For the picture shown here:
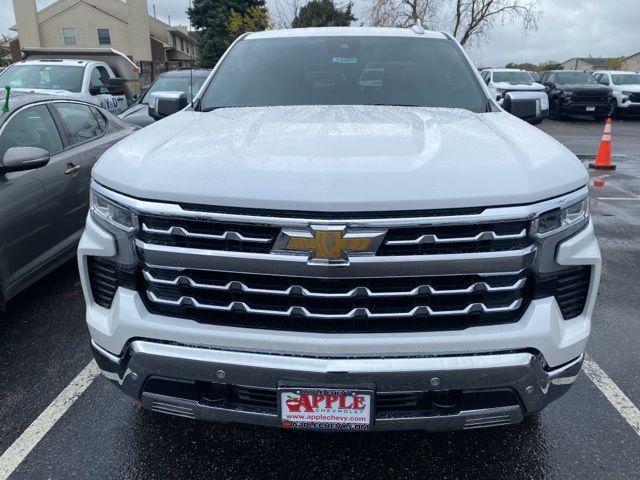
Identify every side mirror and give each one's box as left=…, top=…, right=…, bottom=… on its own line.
left=107, top=77, right=126, bottom=95
left=1, top=147, right=50, bottom=174
left=148, top=91, right=188, bottom=121
left=502, top=92, right=545, bottom=125
left=89, top=85, right=102, bottom=96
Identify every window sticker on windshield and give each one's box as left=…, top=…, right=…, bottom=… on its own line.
left=332, top=57, right=357, bottom=64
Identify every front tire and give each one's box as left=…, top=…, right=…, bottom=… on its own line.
left=608, top=99, right=618, bottom=118
left=549, top=100, right=562, bottom=120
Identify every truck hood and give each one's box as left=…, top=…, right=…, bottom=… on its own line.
left=493, top=81, right=544, bottom=91
left=94, top=105, right=587, bottom=212
left=615, top=85, right=640, bottom=93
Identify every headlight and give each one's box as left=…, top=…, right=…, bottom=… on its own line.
left=90, top=190, right=136, bottom=231
left=561, top=90, right=573, bottom=97
left=534, top=197, right=589, bottom=235
left=622, top=91, right=633, bottom=96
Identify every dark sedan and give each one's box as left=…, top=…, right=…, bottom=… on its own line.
left=0, top=91, right=136, bottom=309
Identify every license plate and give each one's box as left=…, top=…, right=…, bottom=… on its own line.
left=586, top=106, right=596, bottom=112
left=279, top=388, right=373, bottom=431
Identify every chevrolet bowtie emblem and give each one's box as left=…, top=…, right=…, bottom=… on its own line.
left=273, top=225, right=387, bottom=264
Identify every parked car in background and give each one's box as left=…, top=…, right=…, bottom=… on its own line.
left=0, top=59, right=128, bottom=114
left=540, top=70, right=612, bottom=120
left=481, top=68, right=548, bottom=123
left=0, top=67, right=5, bottom=75
left=593, top=70, right=640, bottom=117
left=0, top=92, right=135, bottom=310
left=119, top=69, right=211, bottom=127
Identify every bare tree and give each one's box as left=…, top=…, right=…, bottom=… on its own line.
left=451, top=0, right=540, bottom=46
left=368, top=0, right=442, bottom=28
left=367, top=0, right=540, bottom=46
left=272, top=0, right=304, bottom=28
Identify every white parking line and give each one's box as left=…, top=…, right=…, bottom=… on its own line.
left=1, top=354, right=639, bottom=478
left=583, top=354, right=640, bottom=437
left=0, top=360, right=99, bottom=480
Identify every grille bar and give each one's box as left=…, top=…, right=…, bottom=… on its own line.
left=146, top=291, right=523, bottom=319
left=384, top=229, right=527, bottom=246
left=142, top=223, right=274, bottom=244
left=143, top=269, right=527, bottom=298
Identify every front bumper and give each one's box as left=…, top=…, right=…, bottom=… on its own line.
left=560, top=102, right=609, bottom=115
left=93, top=339, right=584, bottom=431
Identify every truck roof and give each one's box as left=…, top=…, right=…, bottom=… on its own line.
left=245, top=27, right=448, bottom=41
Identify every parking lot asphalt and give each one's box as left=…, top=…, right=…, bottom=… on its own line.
left=0, top=117, right=639, bottom=480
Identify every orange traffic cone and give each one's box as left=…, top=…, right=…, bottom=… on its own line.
left=589, top=118, right=616, bottom=170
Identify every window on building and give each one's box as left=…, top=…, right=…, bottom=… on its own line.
left=180, top=38, right=185, bottom=52
left=172, top=34, right=177, bottom=47
left=97, top=29, right=111, bottom=45
left=62, top=28, right=77, bottom=46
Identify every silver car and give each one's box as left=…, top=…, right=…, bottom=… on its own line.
left=0, top=91, right=135, bottom=309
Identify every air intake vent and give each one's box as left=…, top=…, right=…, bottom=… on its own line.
left=535, top=266, right=591, bottom=320
left=87, top=257, right=137, bottom=308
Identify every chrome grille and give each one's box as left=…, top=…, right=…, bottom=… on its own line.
left=138, top=215, right=280, bottom=253
left=141, top=266, right=531, bottom=332
left=136, top=215, right=532, bottom=256
left=571, top=92, right=609, bottom=104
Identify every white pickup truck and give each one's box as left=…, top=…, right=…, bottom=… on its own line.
left=79, top=27, right=600, bottom=433
left=0, top=48, right=140, bottom=114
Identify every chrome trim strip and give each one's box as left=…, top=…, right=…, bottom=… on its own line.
left=385, top=229, right=527, bottom=246
left=143, top=269, right=527, bottom=298
left=141, top=223, right=273, bottom=243
left=146, top=291, right=523, bottom=319
left=135, top=240, right=536, bottom=277
left=92, top=181, right=588, bottom=228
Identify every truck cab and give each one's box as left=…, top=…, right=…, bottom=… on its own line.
left=481, top=68, right=549, bottom=123
left=540, top=70, right=612, bottom=120
left=0, top=59, right=128, bottom=114
left=593, top=70, right=640, bottom=117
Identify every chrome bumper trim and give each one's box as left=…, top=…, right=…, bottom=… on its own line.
left=142, top=268, right=527, bottom=297
left=135, top=240, right=537, bottom=277
left=92, top=340, right=583, bottom=432
left=141, top=223, right=273, bottom=243
left=385, top=228, right=527, bottom=246
left=146, top=290, right=523, bottom=319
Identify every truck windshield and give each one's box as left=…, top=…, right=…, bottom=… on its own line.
left=556, top=72, right=598, bottom=85
left=141, top=75, right=208, bottom=104
left=611, top=74, right=640, bottom=85
left=492, top=71, right=533, bottom=83
left=200, top=36, right=488, bottom=112
left=0, top=65, right=84, bottom=93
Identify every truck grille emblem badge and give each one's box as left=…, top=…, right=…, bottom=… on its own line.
left=273, top=225, right=387, bottom=264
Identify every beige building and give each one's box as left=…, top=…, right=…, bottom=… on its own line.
left=622, top=52, right=640, bottom=72
left=3, top=0, right=196, bottom=65
left=559, top=57, right=618, bottom=71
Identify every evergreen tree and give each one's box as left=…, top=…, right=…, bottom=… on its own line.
left=292, top=0, right=356, bottom=28
left=189, top=0, right=269, bottom=67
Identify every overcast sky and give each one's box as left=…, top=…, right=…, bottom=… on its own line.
left=2, top=0, right=639, bottom=67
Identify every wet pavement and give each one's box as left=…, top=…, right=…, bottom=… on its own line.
left=0, top=118, right=639, bottom=479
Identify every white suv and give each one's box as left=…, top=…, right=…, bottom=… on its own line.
left=593, top=70, right=640, bottom=117
left=481, top=68, right=549, bottom=122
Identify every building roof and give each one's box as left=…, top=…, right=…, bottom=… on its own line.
left=561, top=57, right=618, bottom=68
left=624, top=51, right=640, bottom=60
